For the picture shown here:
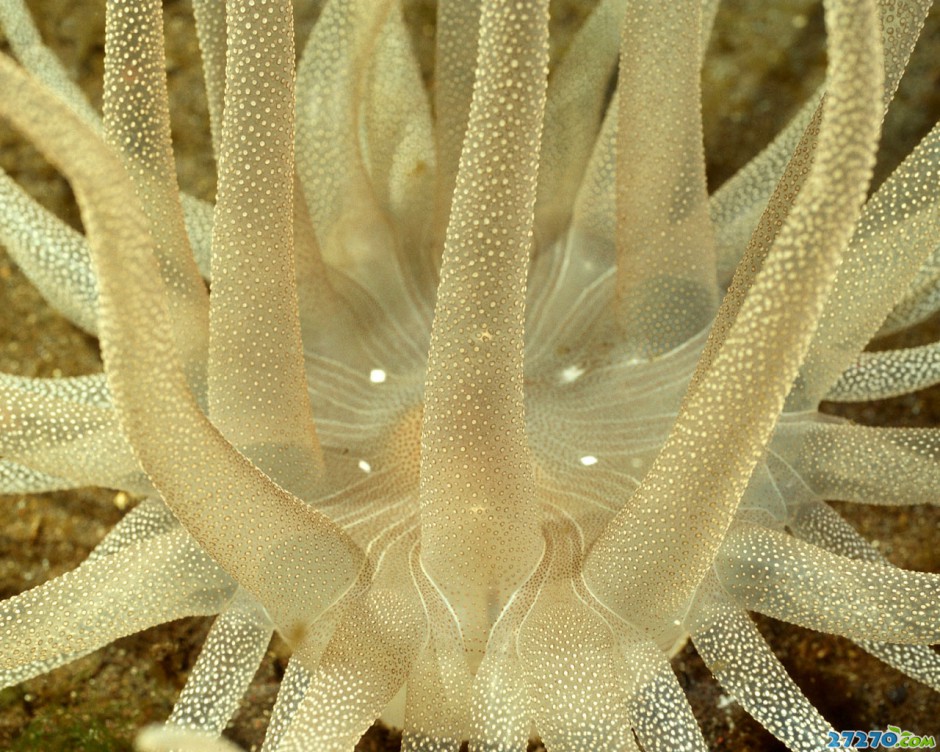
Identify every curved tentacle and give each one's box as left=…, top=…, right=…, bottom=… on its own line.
left=0, top=52, right=366, bottom=658
left=715, top=524, right=940, bottom=645
left=169, top=592, right=273, bottom=737
left=689, top=577, right=840, bottom=752
left=584, top=0, right=884, bottom=635
left=613, top=0, right=718, bottom=357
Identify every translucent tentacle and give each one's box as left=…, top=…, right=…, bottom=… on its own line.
left=190, top=0, right=227, bottom=160
left=0, top=459, right=76, bottom=494
left=294, top=0, right=431, bottom=362
left=518, top=562, right=637, bottom=752
left=208, top=0, right=325, bottom=495
left=774, top=421, right=940, bottom=507
left=401, top=537, right=472, bottom=752
left=613, top=0, right=718, bottom=357
left=859, top=642, right=940, bottom=692
left=260, top=659, right=311, bottom=752
left=418, top=0, right=548, bottom=658
left=0, top=53, right=365, bottom=655
left=427, top=0, right=481, bottom=272
left=627, top=643, right=708, bottom=752
left=571, top=96, right=617, bottom=250
left=3, top=371, right=110, bottom=406
left=710, top=94, right=823, bottom=285
left=169, top=593, right=273, bottom=736
left=181, top=193, right=214, bottom=280
left=881, top=266, right=940, bottom=336
left=0, top=372, right=148, bottom=492
left=788, top=122, right=940, bottom=409
left=360, top=1, right=437, bottom=309
left=137, top=727, right=245, bottom=752
left=277, top=584, right=422, bottom=750
left=709, top=0, right=931, bottom=283
left=0, top=0, right=102, bottom=131
left=466, top=611, right=532, bottom=752
left=0, top=527, right=234, bottom=673
left=0, top=500, right=178, bottom=688
left=584, top=0, right=884, bottom=633
left=689, top=580, right=839, bottom=752
left=789, top=501, right=940, bottom=692
left=0, top=169, right=99, bottom=333
left=104, top=0, right=210, bottom=404
left=826, top=340, right=940, bottom=401
left=534, top=0, right=626, bottom=248
left=716, top=524, right=940, bottom=644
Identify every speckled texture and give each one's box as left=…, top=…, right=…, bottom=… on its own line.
left=0, top=1, right=938, bottom=750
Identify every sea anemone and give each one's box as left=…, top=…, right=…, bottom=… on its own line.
left=0, top=0, right=938, bottom=750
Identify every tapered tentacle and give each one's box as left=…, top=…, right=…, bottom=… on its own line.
left=626, top=643, right=708, bottom=752
left=291, top=175, right=378, bottom=374
left=568, top=0, right=716, bottom=260
left=169, top=592, right=273, bottom=736
left=0, top=0, right=216, bottom=287
left=0, top=372, right=148, bottom=492
left=826, top=341, right=940, bottom=401
left=0, top=527, right=234, bottom=673
left=85, top=498, right=179, bottom=560
left=716, top=524, right=940, bottom=644
left=294, top=0, right=432, bottom=362
left=789, top=501, right=940, bottom=692
left=401, top=532, right=474, bottom=752
left=0, top=460, right=75, bottom=493
left=709, top=0, right=931, bottom=284
left=0, top=0, right=102, bottom=131
left=208, top=0, right=325, bottom=495
left=4, top=371, right=109, bottom=405
left=0, top=170, right=99, bottom=333
left=689, top=580, right=839, bottom=752
left=773, top=421, right=940, bottom=506
left=690, top=105, right=823, bottom=393
left=181, top=193, right=214, bottom=280
left=571, top=98, right=617, bottom=250
left=260, top=660, right=311, bottom=752
left=859, top=642, right=940, bottom=692
left=427, top=0, right=481, bottom=272
left=787, top=121, right=940, bottom=410
left=583, top=0, right=884, bottom=635
left=0, top=53, right=365, bottom=656
left=0, top=500, right=177, bottom=688
left=533, top=0, right=625, bottom=248
left=360, top=1, right=436, bottom=311
left=104, top=0, right=210, bottom=404
left=466, top=606, right=534, bottom=752
left=190, top=0, right=227, bottom=161
left=276, top=552, right=423, bottom=752
left=880, top=259, right=940, bottom=336
left=613, top=0, right=717, bottom=358
left=418, top=0, right=549, bottom=658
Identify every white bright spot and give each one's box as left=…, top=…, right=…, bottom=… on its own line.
left=560, top=364, right=585, bottom=383
left=358, top=459, right=372, bottom=473
left=579, top=455, right=599, bottom=466
left=369, top=368, right=387, bottom=384
left=716, top=694, right=738, bottom=709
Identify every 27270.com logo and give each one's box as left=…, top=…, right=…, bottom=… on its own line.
left=827, top=727, right=937, bottom=749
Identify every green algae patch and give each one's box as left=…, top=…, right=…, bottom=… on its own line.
left=10, top=717, right=128, bottom=752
